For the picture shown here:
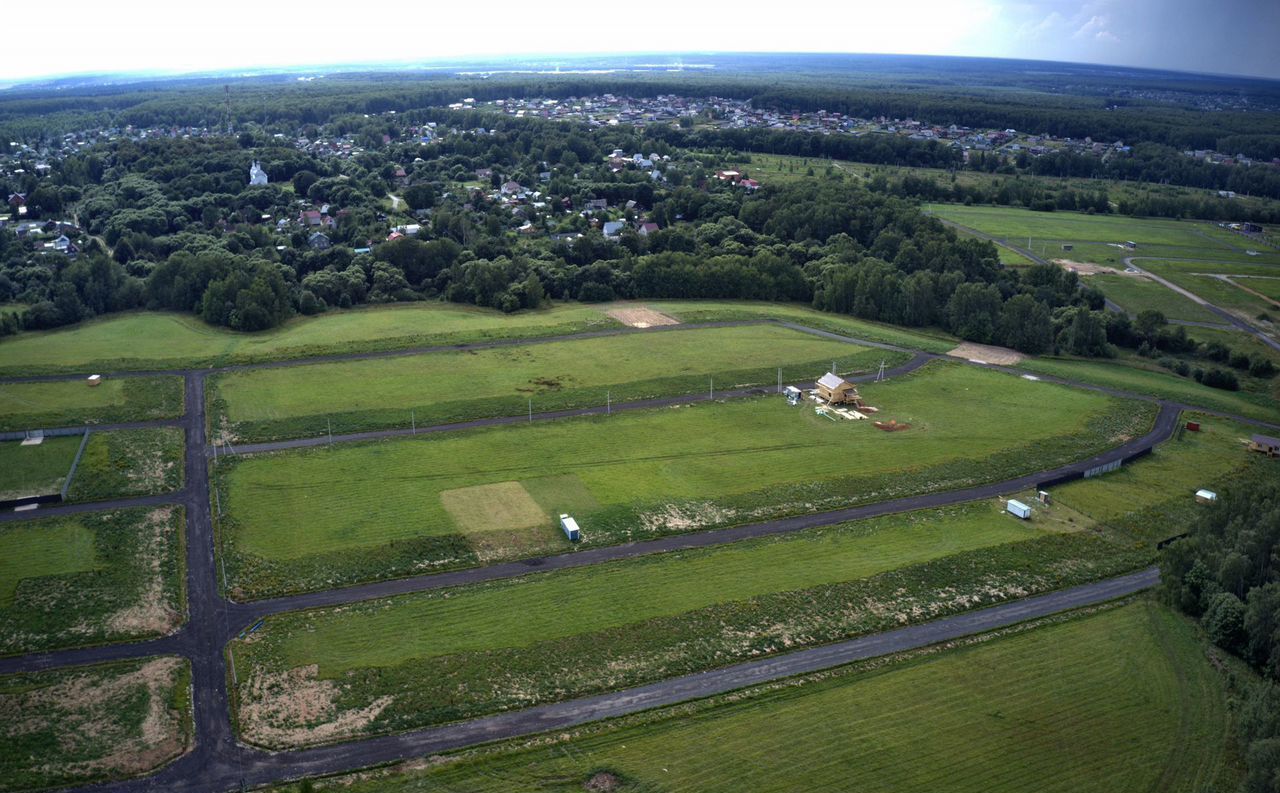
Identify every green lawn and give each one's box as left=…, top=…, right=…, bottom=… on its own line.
left=1235, top=276, right=1280, bottom=302
left=210, top=324, right=900, bottom=442
left=0, top=656, right=192, bottom=792
left=0, top=303, right=619, bottom=375
left=1146, top=266, right=1280, bottom=322
left=1020, top=357, right=1280, bottom=423
left=1091, top=273, right=1222, bottom=324
left=217, top=362, right=1151, bottom=599
left=0, top=507, right=185, bottom=655
left=265, top=601, right=1238, bottom=793
left=65, top=427, right=185, bottom=503
left=0, top=435, right=81, bottom=500
left=233, top=505, right=1143, bottom=747
left=0, top=376, right=183, bottom=431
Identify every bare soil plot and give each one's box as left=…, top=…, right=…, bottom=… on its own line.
left=947, top=342, right=1026, bottom=366
left=1052, top=258, right=1123, bottom=275
left=605, top=306, right=679, bottom=328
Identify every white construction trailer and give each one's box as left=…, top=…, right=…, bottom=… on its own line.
left=1006, top=499, right=1032, bottom=519
left=559, top=514, right=581, bottom=542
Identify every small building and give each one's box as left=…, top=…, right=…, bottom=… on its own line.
left=307, top=232, right=331, bottom=250
left=1250, top=434, right=1280, bottom=458
left=1061, top=243, right=1073, bottom=251
left=86, top=374, right=102, bottom=387
left=249, top=160, right=268, bottom=186
left=1195, top=489, right=1218, bottom=504
left=559, top=514, right=581, bottom=542
left=784, top=385, right=803, bottom=405
left=1006, top=499, right=1032, bottom=519
left=816, top=372, right=862, bottom=406
left=1124, top=240, right=1138, bottom=250
left=602, top=220, right=626, bottom=239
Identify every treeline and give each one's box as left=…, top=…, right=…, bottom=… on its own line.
left=1161, top=475, right=1280, bottom=792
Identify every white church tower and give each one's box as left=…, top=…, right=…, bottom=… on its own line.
left=249, top=160, right=268, bottom=186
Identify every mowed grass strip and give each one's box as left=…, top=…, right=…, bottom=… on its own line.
left=0, top=376, right=182, bottom=431
left=0, top=303, right=618, bottom=375
left=0, top=656, right=192, bottom=792
left=209, top=324, right=895, bottom=442
left=265, top=601, right=1234, bottom=793
left=218, top=363, right=1147, bottom=597
left=0, top=435, right=80, bottom=500
left=0, top=507, right=186, bottom=656
left=256, top=501, right=1042, bottom=675
left=1020, top=356, right=1280, bottom=423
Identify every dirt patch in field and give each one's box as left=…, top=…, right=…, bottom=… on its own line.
left=441, top=481, right=548, bottom=536
left=606, top=306, right=679, bottom=328
left=1051, top=258, right=1125, bottom=276
left=238, top=664, right=393, bottom=748
left=946, top=342, right=1026, bottom=366
left=585, top=771, right=622, bottom=791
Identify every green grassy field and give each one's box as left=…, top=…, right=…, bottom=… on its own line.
left=232, top=502, right=1144, bottom=747
left=66, top=427, right=185, bottom=503
left=0, top=435, right=80, bottom=500
left=1021, top=356, right=1280, bottom=423
left=1235, top=276, right=1280, bottom=302
left=1091, top=273, right=1223, bottom=324
left=0, top=303, right=619, bottom=375
left=209, top=324, right=903, bottom=442
left=264, top=600, right=1238, bottom=793
left=216, top=362, right=1152, bottom=599
left=926, top=204, right=1280, bottom=267
left=0, top=376, right=183, bottom=431
left=1144, top=265, right=1280, bottom=324
left=0, top=506, right=185, bottom=655
left=0, top=656, right=192, bottom=792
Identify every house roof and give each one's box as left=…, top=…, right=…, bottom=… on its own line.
left=817, top=372, right=848, bottom=390
left=1253, top=434, right=1280, bottom=446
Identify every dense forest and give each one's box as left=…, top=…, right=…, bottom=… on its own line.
left=1161, top=475, right=1280, bottom=792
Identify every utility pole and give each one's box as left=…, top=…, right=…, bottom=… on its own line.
left=778, top=367, right=782, bottom=393
left=528, top=398, right=532, bottom=422
left=327, top=418, right=333, bottom=446
left=607, top=390, right=611, bottom=414
left=709, top=377, right=714, bottom=400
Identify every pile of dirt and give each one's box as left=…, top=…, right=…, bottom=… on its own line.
left=584, top=771, right=622, bottom=791
left=606, top=306, right=679, bottom=328
left=874, top=420, right=911, bottom=432
left=1051, top=258, right=1122, bottom=276
left=946, top=342, right=1026, bottom=366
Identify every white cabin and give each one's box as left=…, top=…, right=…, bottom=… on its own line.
left=559, top=513, right=581, bottom=542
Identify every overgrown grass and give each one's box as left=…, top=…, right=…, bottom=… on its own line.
left=0, top=506, right=186, bottom=656
left=65, top=427, right=185, bottom=503
left=263, top=601, right=1239, bottom=792
left=0, top=435, right=80, bottom=500
left=209, top=324, right=902, bottom=442
left=0, top=656, right=192, bottom=792
left=217, top=362, right=1152, bottom=598
left=0, top=375, right=183, bottom=431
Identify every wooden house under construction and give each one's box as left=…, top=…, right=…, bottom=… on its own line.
left=816, top=372, right=864, bottom=406
left=1251, top=434, right=1280, bottom=458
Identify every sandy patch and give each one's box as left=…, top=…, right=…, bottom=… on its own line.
left=607, top=306, right=679, bottom=328
left=946, top=343, right=1026, bottom=366
left=107, top=507, right=182, bottom=637
left=238, top=665, right=393, bottom=748
left=441, top=481, right=548, bottom=535
left=1051, top=258, right=1126, bottom=276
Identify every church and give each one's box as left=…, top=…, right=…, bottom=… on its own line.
left=249, top=160, right=268, bottom=186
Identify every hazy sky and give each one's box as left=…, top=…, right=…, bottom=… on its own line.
left=6, top=0, right=1278, bottom=82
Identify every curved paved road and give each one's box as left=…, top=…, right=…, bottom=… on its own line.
left=0, top=319, right=1269, bottom=793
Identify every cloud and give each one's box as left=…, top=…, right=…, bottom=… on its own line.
left=1073, top=13, right=1119, bottom=43
left=1018, top=10, right=1066, bottom=38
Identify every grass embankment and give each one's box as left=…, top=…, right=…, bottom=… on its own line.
left=233, top=501, right=1145, bottom=747
left=1091, top=273, right=1223, bottom=324
left=0, top=656, right=192, bottom=792
left=0, top=303, right=620, bottom=375
left=263, top=601, right=1239, bottom=792
left=925, top=204, right=1280, bottom=267
left=0, top=506, right=185, bottom=656
left=217, top=362, right=1153, bottom=599
left=0, top=375, right=183, bottom=431
left=0, top=435, right=81, bottom=500
left=65, top=427, right=185, bottom=503
left=1021, top=356, right=1280, bottom=423
left=209, top=324, right=904, bottom=442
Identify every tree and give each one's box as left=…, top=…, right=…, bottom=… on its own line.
left=1059, top=309, right=1111, bottom=357
left=1204, top=592, right=1247, bottom=653
left=998, top=294, right=1053, bottom=354
left=946, top=282, right=1003, bottom=344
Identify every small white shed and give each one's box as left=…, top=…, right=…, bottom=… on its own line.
left=783, top=386, right=803, bottom=405
left=1195, top=489, right=1218, bottom=504
left=86, top=374, right=102, bottom=387
left=1006, top=499, right=1032, bottom=519
left=559, top=513, right=581, bottom=542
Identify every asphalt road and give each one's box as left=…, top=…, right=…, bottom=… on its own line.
left=0, top=319, right=1266, bottom=793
